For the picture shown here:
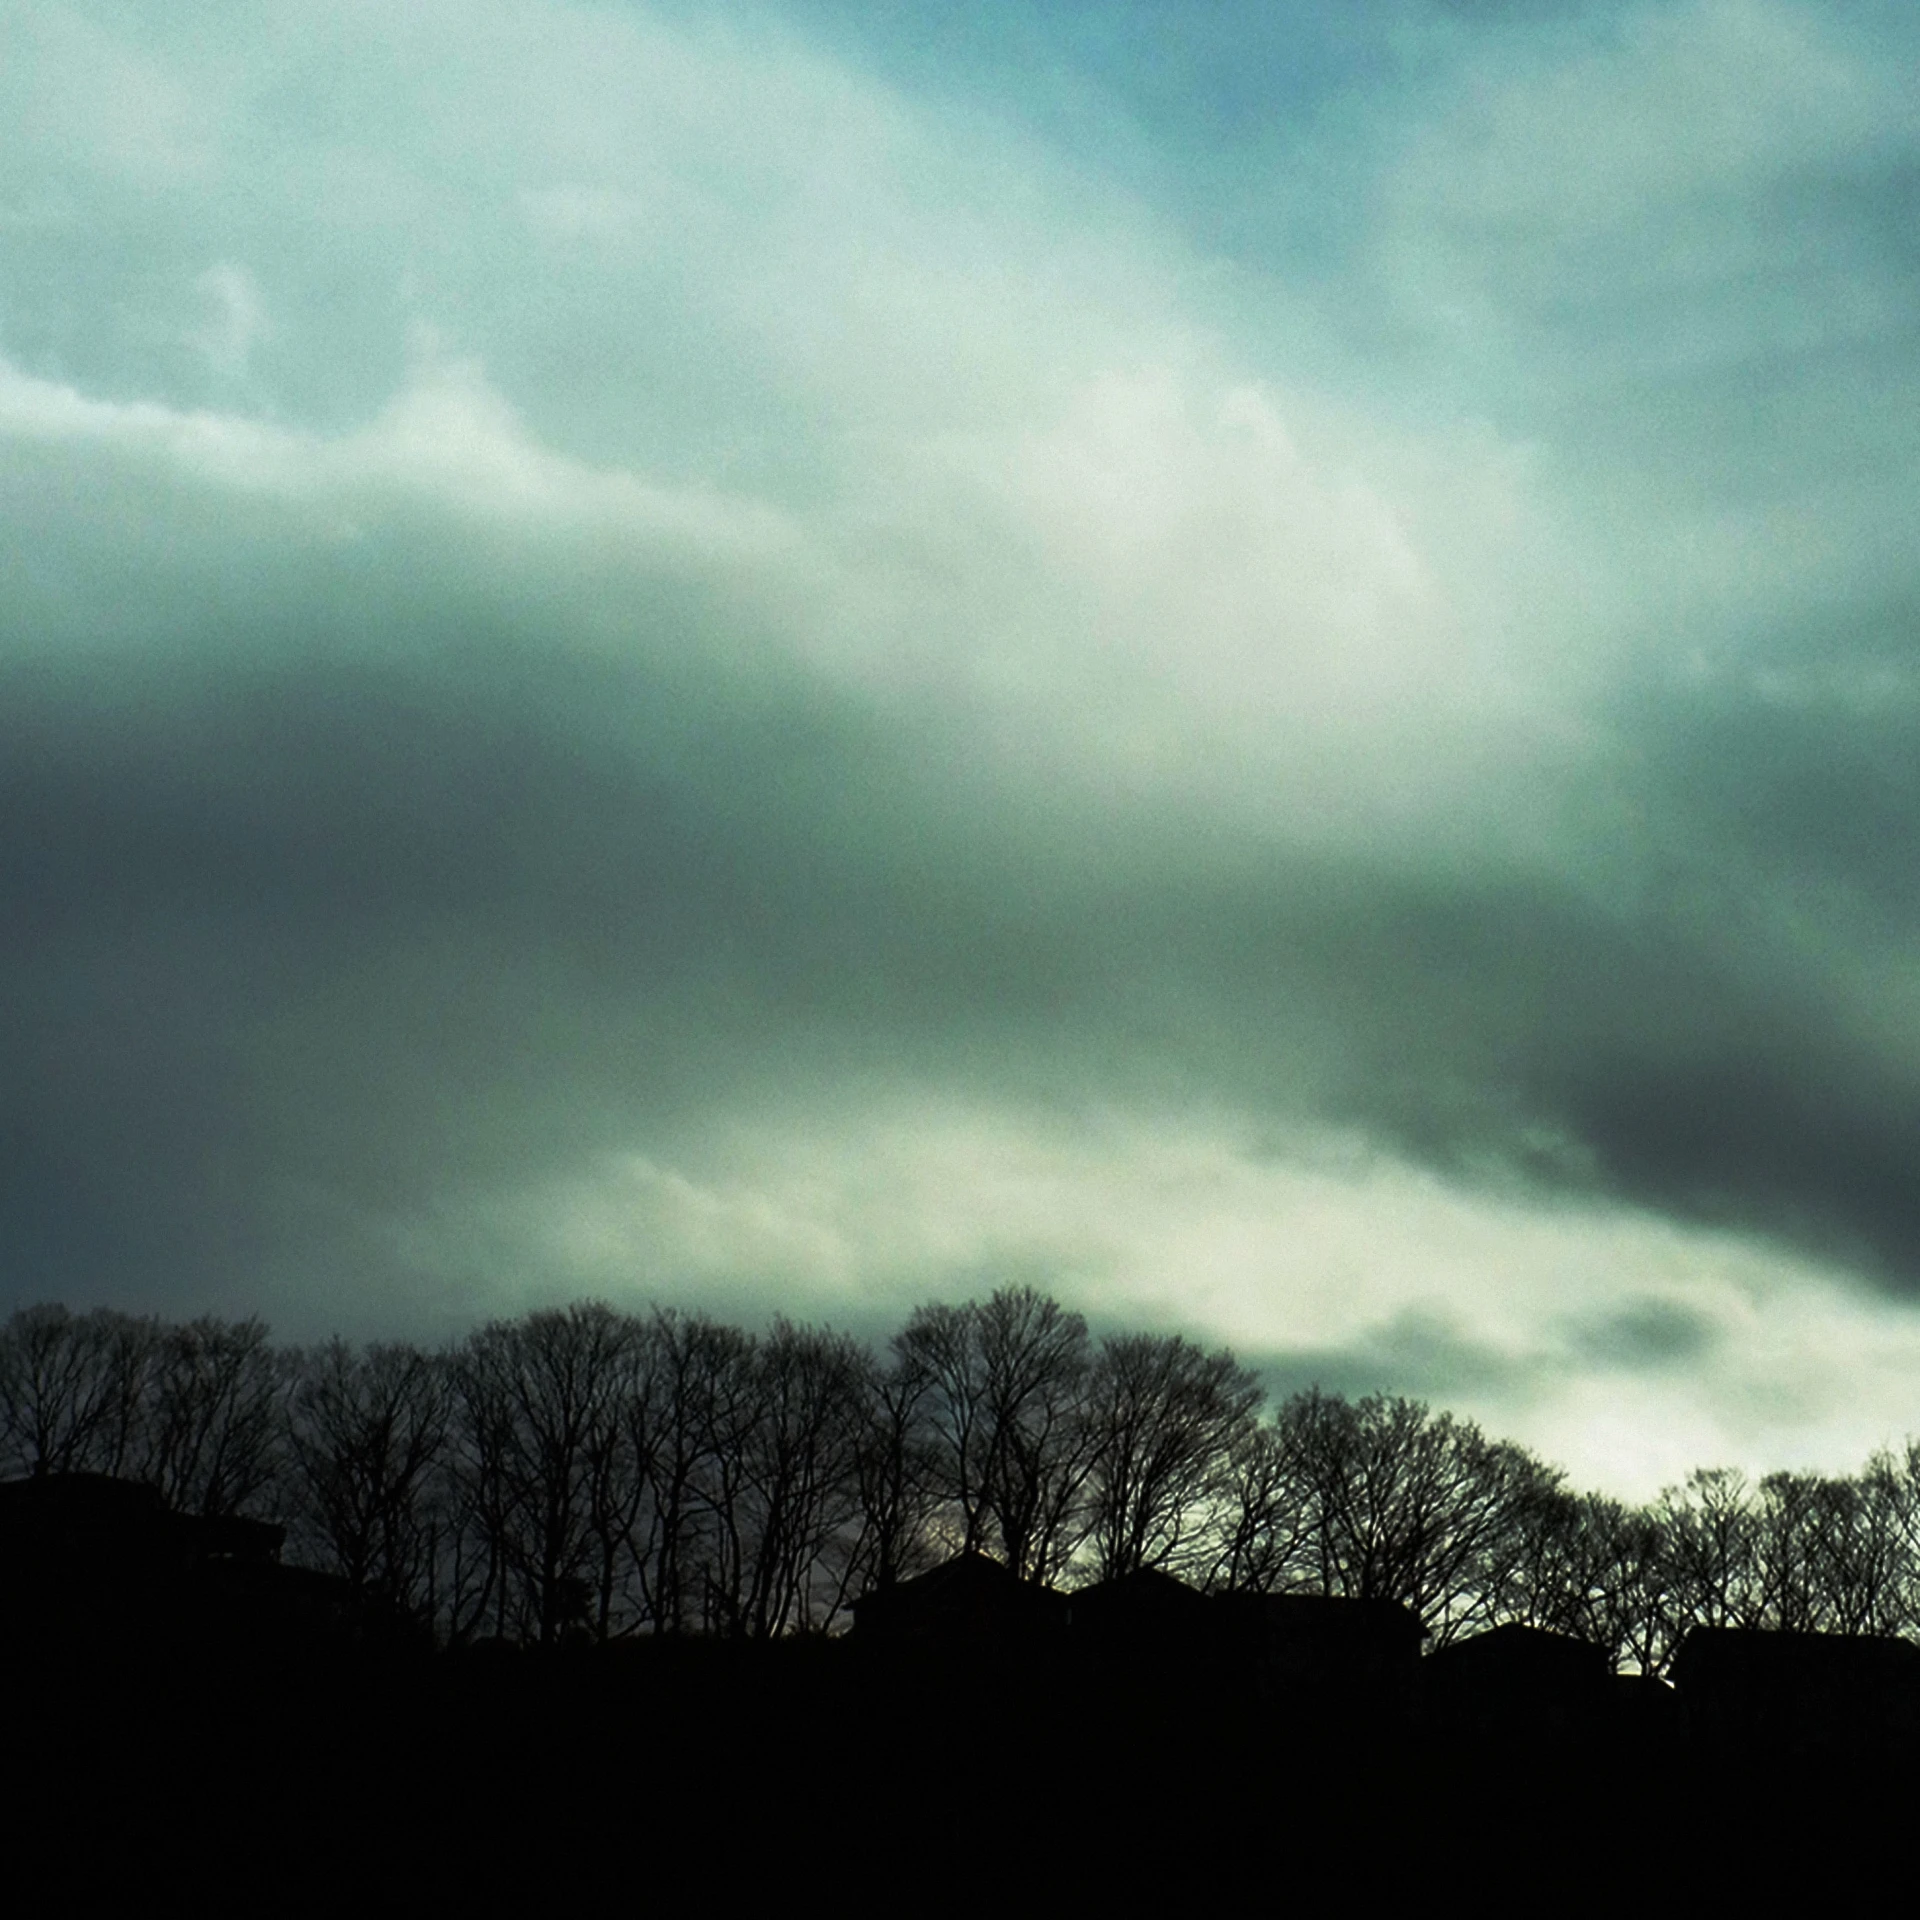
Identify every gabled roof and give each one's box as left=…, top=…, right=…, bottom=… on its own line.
left=0, top=1471, right=284, bottom=1566
left=1212, top=1589, right=1424, bottom=1647
left=1672, top=1626, right=1920, bottom=1690
left=850, top=1551, right=1068, bottom=1641
left=1066, top=1566, right=1212, bottom=1636
left=1425, top=1622, right=1610, bottom=1676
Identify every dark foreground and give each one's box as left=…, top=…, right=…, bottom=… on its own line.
left=6, top=1628, right=1914, bottom=1901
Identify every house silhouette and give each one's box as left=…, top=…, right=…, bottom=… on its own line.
left=849, top=1549, right=1069, bottom=1645
left=1421, top=1622, right=1611, bottom=1738
left=0, top=1471, right=347, bottom=1652
left=1671, top=1626, right=1920, bottom=1755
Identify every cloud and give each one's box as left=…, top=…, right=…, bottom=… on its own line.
left=4, top=0, right=1920, bottom=1496
left=0, top=348, right=796, bottom=562
left=422, top=1094, right=1920, bottom=1495
left=191, top=264, right=269, bottom=387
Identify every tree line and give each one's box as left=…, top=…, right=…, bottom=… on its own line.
left=4, top=1287, right=1918, bottom=1670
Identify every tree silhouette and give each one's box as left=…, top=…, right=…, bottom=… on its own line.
left=17, top=1287, right=1920, bottom=1674
left=0, top=1305, right=157, bottom=1479
left=285, top=1338, right=447, bottom=1624
left=140, top=1317, right=287, bottom=1519
left=725, top=1320, right=866, bottom=1636
left=1268, top=1389, right=1558, bottom=1642
left=1659, top=1467, right=1761, bottom=1637
left=1081, top=1333, right=1261, bottom=1582
left=452, top=1303, right=638, bottom=1644
left=629, top=1309, right=755, bottom=1634
left=847, top=1340, right=941, bottom=1595
left=900, top=1285, right=1094, bottom=1581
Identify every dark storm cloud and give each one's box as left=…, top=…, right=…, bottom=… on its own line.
left=0, top=629, right=887, bottom=1292
left=7, top=554, right=1920, bottom=1323
left=1173, top=865, right=1920, bottom=1295
left=7, top=0, right=1920, bottom=1485
left=1254, top=1308, right=1545, bottom=1406
left=11, top=597, right=1920, bottom=1321
left=1571, top=1297, right=1719, bottom=1371
left=1511, top=658, right=1920, bottom=1288
left=1247, top=1295, right=1722, bottom=1417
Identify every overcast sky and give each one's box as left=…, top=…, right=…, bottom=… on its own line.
left=5, top=0, right=1919, bottom=1495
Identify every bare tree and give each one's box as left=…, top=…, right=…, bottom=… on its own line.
left=450, top=1303, right=641, bottom=1645
left=1272, top=1389, right=1558, bottom=1643
left=893, top=1286, right=1096, bottom=1580
left=846, top=1342, right=942, bottom=1598
left=0, top=1305, right=157, bottom=1479
left=1838, top=1452, right=1920, bottom=1637
left=139, top=1317, right=288, bottom=1519
left=1210, top=1423, right=1315, bottom=1594
left=894, top=1300, right=994, bottom=1558
left=580, top=1332, right=654, bottom=1642
left=1486, top=1486, right=1673, bottom=1669
left=38, top=1286, right=1920, bottom=1678
left=285, top=1339, right=448, bottom=1624
left=445, top=1329, right=519, bottom=1641
left=979, top=1286, right=1095, bottom=1583
left=1658, top=1467, right=1762, bottom=1634
left=1753, top=1470, right=1827, bottom=1633
left=627, top=1310, right=756, bottom=1635
left=1081, top=1333, right=1262, bottom=1582
left=725, top=1321, right=867, bottom=1636
left=1752, top=1464, right=1915, bottom=1637
left=692, top=1319, right=771, bottom=1635
left=1578, top=1499, right=1674, bottom=1675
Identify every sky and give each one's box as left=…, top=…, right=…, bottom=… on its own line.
left=4, top=0, right=1919, bottom=1497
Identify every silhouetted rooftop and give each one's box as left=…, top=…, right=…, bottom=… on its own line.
left=850, top=1550, right=1069, bottom=1642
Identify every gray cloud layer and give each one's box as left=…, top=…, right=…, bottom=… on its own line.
left=5, top=0, right=1919, bottom=1486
